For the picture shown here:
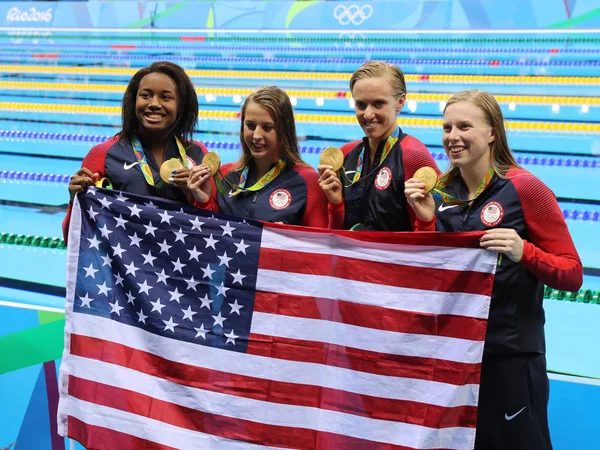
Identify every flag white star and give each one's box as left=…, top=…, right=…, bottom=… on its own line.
left=87, top=235, right=101, bottom=250
left=194, top=323, right=208, bottom=339
left=150, top=298, right=165, bottom=313
left=137, top=279, right=153, bottom=295
left=87, top=207, right=99, bottom=221
left=168, top=287, right=184, bottom=303
left=204, top=234, right=218, bottom=249
left=114, top=214, right=128, bottom=229
left=87, top=187, right=97, bottom=195
left=199, top=294, right=213, bottom=309
left=155, top=269, right=169, bottom=285
left=172, top=228, right=188, bottom=244
left=216, top=282, right=230, bottom=298
left=97, top=282, right=111, bottom=296
left=111, top=243, right=126, bottom=258
left=124, top=261, right=139, bottom=276
left=98, top=196, right=112, bottom=210
left=217, top=251, right=232, bottom=268
left=171, top=258, right=186, bottom=273
left=100, top=253, right=112, bottom=267
left=158, top=210, right=173, bottom=224
left=137, top=308, right=148, bottom=324
left=114, top=272, right=124, bottom=286
left=79, top=293, right=93, bottom=308
left=109, top=300, right=124, bottom=316
left=128, top=232, right=143, bottom=247
left=142, top=251, right=157, bottom=266
left=83, top=263, right=98, bottom=278
left=163, top=316, right=178, bottom=333
left=230, top=269, right=246, bottom=285
left=181, top=305, right=197, bottom=321
left=185, top=276, right=200, bottom=291
left=224, top=329, right=239, bottom=345
left=234, top=239, right=249, bottom=255
left=98, top=224, right=113, bottom=239
left=201, top=264, right=215, bottom=280
left=229, top=299, right=243, bottom=315
left=144, top=221, right=158, bottom=237
left=212, top=312, right=226, bottom=327
left=189, top=216, right=204, bottom=231
left=128, top=203, right=143, bottom=218
left=157, top=239, right=172, bottom=255
left=115, top=192, right=129, bottom=202
left=220, top=222, right=235, bottom=237
left=126, top=291, right=136, bottom=304
left=187, top=246, right=202, bottom=261
left=144, top=200, right=158, bottom=209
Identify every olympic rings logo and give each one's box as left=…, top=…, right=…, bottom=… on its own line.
left=333, top=4, right=373, bottom=26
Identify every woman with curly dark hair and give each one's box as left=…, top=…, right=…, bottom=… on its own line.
left=63, top=61, right=208, bottom=240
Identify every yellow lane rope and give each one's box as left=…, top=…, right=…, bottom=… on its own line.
left=1, top=80, right=599, bottom=106
left=1, top=65, right=600, bottom=86
left=0, top=102, right=598, bottom=133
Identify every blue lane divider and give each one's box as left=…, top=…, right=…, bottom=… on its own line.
left=2, top=43, right=600, bottom=54
left=5, top=53, right=600, bottom=67
left=1, top=130, right=599, bottom=168
left=1, top=169, right=598, bottom=221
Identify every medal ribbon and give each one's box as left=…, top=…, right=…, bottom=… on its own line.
left=433, top=166, right=496, bottom=205
left=131, top=135, right=189, bottom=187
left=217, top=159, right=286, bottom=197
left=341, top=127, right=400, bottom=187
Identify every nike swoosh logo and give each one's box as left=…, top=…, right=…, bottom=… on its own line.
left=123, top=161, right=141, bottom=170
left=504, top=406, right=526, bottom=421
left=438, top=204, right=459, bottom=212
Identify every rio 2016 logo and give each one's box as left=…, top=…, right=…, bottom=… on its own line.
left=333, top=5, right=373, bottom=26
left=6, top=7, right=54, bottom=23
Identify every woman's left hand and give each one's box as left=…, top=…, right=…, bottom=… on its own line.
left=169, top=168, right=191, bottom=190
left=479, top=228, right=524, bottom=262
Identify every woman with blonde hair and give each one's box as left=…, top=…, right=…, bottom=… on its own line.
left=188, top=86, right=327, bottom=227
left=405, top=89, right=582, bottom=449
left=318, top=60, right=439, bottom=230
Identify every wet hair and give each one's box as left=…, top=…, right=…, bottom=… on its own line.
left=120, top=61, right=198, bottom=145
left=444, top=89, right=519, bottom=177
left=238, top=86, right=305, bottom=168
left=349, top=60, right=407, bottom=98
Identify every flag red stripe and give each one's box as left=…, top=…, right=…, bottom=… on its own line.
left=69, top=376, right=423, bottom=450
left=68, top=415, right=176, bottom=450
left=254, top=291, right=488, bottom=341
left=70, top=334, right=477, bottom=429
left=247, top=331, right=481, bottom=386
left=258, top=247, right=494, bottom=296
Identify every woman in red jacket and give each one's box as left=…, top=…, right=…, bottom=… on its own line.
left=405, top=89, right=582, bottom=450
left=187, top=86, right=328, bottom=228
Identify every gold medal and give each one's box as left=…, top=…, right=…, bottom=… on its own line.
left=319, top=146, right=344, bottom=172
left=160, top=158, right=184, bottom=183
left=413, top=166, right=438, bottom=193
left=202, top=152, right=221, bottom=176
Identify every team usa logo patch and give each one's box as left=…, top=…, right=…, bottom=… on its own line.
left=481, top=201, right=504, bottom=227
left=374, top=167, right=392, bottom=190
left=269, top=189, right=292, bottom=210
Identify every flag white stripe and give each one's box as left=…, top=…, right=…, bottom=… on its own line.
left=67, top=356, right=476, bottom=449
left=64, top=396, right=287, bottom=450
left=250, top=311, right=485, bottom=364
left=261, top=228, right=497, bottom=274
left=67, top=313, right=480, bottom=407
left=256, top=269, right=491, bottom=319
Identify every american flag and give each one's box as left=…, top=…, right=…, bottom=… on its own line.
left=58, top=188, right=496, bottom=450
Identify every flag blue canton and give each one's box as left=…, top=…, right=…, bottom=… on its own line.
left=72, top=188, right=263, bottom=353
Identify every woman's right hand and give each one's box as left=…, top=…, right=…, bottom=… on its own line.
left=404, top=178, right=435, bottom=222
left=318, top=165, right=343, bottom=205
left=187, top=164, right=213, bottom=204
left=68, top=168, right=95, bottom=203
